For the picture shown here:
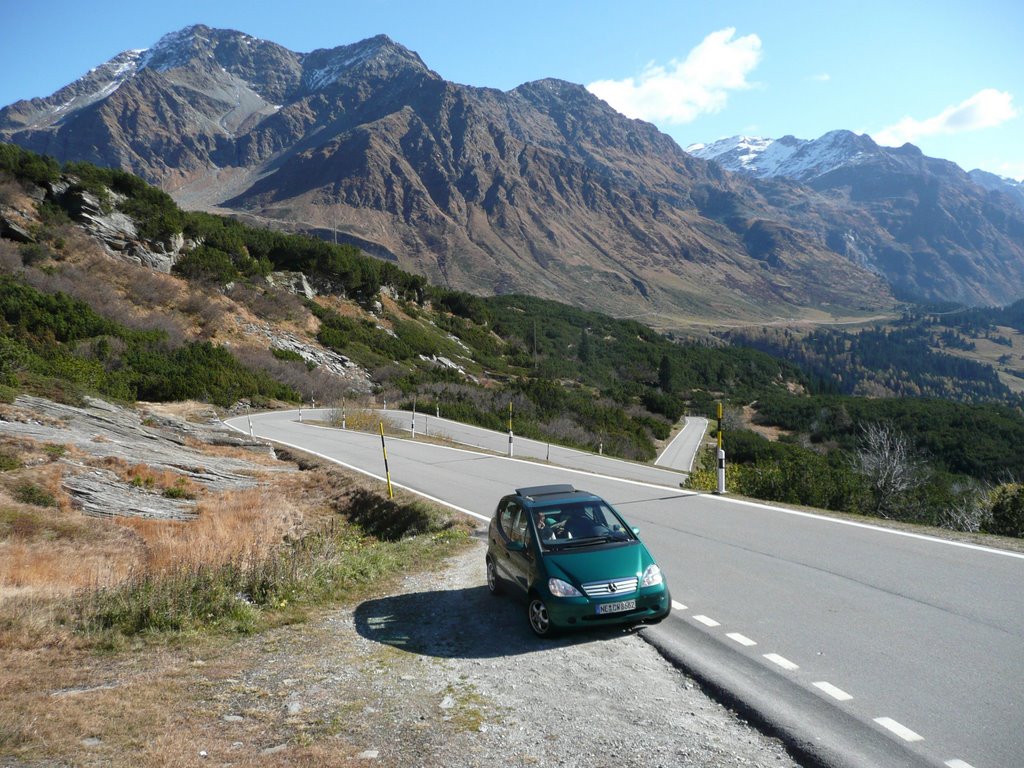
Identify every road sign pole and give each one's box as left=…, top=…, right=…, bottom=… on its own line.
left=379, top=422, right=394, bottom=499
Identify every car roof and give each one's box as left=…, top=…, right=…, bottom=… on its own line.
left=514, top=484, right=599, bottom=506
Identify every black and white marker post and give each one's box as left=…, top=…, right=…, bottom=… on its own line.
left=507, top=401, right=514, bottom=457
left=715, top=401, right=726, bottom=494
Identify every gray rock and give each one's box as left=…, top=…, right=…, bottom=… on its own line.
left=2, top=395, right=292, bottom=520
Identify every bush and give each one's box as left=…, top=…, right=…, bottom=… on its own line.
left=0, top=448, right=21, bottom=471
left=985, top=483, right=1024, bottom=538
left=14, top=482, right=57, bottom=507
left=344, top=488, right=456, bottom=541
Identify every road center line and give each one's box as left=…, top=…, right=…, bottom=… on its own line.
left=763, top=653, right=799, bottom=670
left=813, top=681, right=853, bottom=701
left=671, top=600, right=687, bottom=611
left=693, top=615, right=720, bottom=627
left=874, top=717, right=924, bottom=742
left=726, top=632, right=757, bottom=646
left=944, top=760, right=976, bottom=768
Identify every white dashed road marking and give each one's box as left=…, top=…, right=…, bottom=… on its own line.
left=693, top=615, right=720, bottom=627
left=763, top=653, right=799, bottom=671
left=813, top=681, right=853, bottom=701
left=726, top=632, right=757, bottom=646
left=874, top=717, right=924, bottom=742
left=671, top=600, right=687, bottom=611
left=944, top=760, right=975, bottom=768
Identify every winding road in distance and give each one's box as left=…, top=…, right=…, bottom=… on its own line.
left=226, top=409, right=1024, bottom=768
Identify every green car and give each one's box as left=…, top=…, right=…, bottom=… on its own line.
left=485, top=484, right=671, bottom=636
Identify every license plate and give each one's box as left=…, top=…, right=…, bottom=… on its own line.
left=596, top=599, right=636, bottom=615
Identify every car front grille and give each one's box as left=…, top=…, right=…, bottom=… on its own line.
left=581, top=577, right=638, bottom=597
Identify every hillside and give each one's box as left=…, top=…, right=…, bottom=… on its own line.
left=688, top=131, right=1024, bottom=306
left=1, top=25, right=906, bottom=325
left=0, top=143, right=808, bottom=464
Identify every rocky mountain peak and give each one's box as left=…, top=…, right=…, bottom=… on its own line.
left=136, top=24, right=217, bottom=71
left=4, top=26, right=1024, bottom=317
left=300, top=34, right=434, bottom=92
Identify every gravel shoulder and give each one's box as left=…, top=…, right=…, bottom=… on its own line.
left=187, top=538, right=801, bottom=767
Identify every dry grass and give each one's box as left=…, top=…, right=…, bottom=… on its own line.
left=0, top=443, right=473, bottom=766
left=121, top=488, right=303, bottom=572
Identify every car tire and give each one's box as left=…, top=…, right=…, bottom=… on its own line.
left=485, top=555, right=502, bottom=596
left=527, top=596, right=555, bottom=637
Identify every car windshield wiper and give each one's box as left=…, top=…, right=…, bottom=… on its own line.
left=559, top=535, right=610, bottom=548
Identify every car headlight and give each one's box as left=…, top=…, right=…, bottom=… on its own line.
left=548, top=578, right=582, bottom=597
left=641, top=564, right=663, bottom=587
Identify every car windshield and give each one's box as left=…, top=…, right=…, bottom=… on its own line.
left=531, top=500, right=635, bottom=550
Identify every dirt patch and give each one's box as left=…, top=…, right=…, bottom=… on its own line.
left=0, top=542, right=800, bottom=768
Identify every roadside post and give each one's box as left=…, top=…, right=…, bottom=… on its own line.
left=247, top=414, right=253, bottom=437
left=379, top=422, right=394, bottom=499
left=508, top=401, right=514, bottom=457
left=411, top=398, right=417, bottom=438
left=715, top=401, right=726, bottom=494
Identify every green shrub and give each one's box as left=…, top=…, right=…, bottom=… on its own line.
left=985, top=483, right=1024, bottom=538
left=162, top=478, right=196, bottom=500
left=344, top=488, right=457, bottom=541
left=0, top=448, right=21, bottom=471
left=43, top=443, right=66, bottom=460
left=14, top=482, right=56, bottom=507
left=271, top=347, right=305, bottom=363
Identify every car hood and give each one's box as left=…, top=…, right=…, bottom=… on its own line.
left=542, top=542, right=652, bottom=586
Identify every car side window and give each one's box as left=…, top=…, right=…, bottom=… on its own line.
left=511, top=507, right=529, bottom=545
left=500, top=501, right=520, bottom=540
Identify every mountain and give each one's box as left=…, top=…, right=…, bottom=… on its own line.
left=688, top=131, right=1024, bottom=305
left=968, top=169, right=1024, bottom=212
left=3, top=26, right=1022, bottom=321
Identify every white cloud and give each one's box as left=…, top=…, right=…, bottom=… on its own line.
left=586, top=28, right=762, bottom=125
left=874, top=89, right=1018, bottom=146
left=996, top=161, right=1024, bottom=182
left=809, top=73, right=831, bottom=83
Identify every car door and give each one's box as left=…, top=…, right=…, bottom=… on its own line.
left=505, top=505, right=533, bottom=594
left=492, top=498, right=524, bottom=589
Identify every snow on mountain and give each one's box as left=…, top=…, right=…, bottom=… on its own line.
left=299, top=35, right=432, bottom=92
left=969, top=169, right=1024, bottom=211
left=686, top=130, right=877, bottom=182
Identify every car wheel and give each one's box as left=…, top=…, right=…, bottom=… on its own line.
left=485, top=555, right=502, bottom=595
left=528, top=596, right=554, bottom=637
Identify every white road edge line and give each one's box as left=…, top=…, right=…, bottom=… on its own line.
left=763, top=653, right=799, bottom=671
left=654, top=417, right=707, bottom=470
left=222, top=423, right=490, bottom=522
left=671, top=600, right=687, bottom=611
left=726, top=632, right=757, bottom=646
left=692, top=615, right=720, bottom=627
left=235, top=414, right=688, bottom=493
left=813, top=681, right=853, bottom=701
left=229, top=411, right=1024, bottom=561
left=874, top=717, right=924, bottom=742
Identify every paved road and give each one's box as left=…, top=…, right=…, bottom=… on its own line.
left=227, top=410, right=1024, bottom=768
left=352, top=407, right=688, bottom=488
left=655, top=416, right=709, bottom=471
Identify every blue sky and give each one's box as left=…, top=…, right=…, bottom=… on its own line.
left=2, top=0, right=1022, bottom=179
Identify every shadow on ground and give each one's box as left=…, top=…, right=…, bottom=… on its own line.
left=353, top=582, right=640, bottom=659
